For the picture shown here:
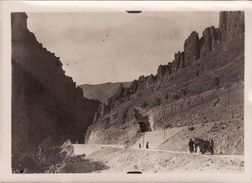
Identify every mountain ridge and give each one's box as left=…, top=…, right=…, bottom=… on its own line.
left=85, top=11, right=244, bottom=155
left=79, top=82, right=131, bottom=104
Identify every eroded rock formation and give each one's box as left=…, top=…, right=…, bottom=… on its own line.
left=200, top=26, right=221, bottom=58
left=184, top=31, right=200, bottom=66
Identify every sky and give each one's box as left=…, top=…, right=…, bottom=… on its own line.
left=27, top=12, right=219, bottom=85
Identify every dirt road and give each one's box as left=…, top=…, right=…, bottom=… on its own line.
left=85, top=147, right=244, bottom=173
left=73, top=144, right=124, bottom=155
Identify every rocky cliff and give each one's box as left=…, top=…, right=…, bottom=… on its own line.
left=12, top=13, right=100, bottom=171
left=85, top=11, right=244, bottom=155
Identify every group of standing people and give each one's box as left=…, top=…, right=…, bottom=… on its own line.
left=188, top=138, right=215, bottom=154
left=139, top=142, right=149, bottom=149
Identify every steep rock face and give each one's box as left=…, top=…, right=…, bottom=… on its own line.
left=12, top=13, right=99, bottom=164
left=199, top=26, right=221, bottom=58
left=173, top=51, right=184, bottom=70
left=219, top=11, right=244, bottom=41
left=157, top=65, right=170, bottom=82
left=184, top=31, right=200, bottom=66
left=145, top=74, right=156, bottom=88
left=86, top=11, right=244, bottom=154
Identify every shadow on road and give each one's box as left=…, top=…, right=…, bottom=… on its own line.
left=58, top=159, right=109, bottom=173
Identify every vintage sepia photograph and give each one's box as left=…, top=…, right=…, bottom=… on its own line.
left=11, top=10, right=244, bottom=174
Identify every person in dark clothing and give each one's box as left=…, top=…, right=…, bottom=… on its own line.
left=188, top=138, right=194, bottom=153
left=209, top=139, right=214, bottom=155
left=146, top=142, right=149, bottom=149
left=194, top=137, right=200, bottom=153
left=139, top=143, right=141, bottom=149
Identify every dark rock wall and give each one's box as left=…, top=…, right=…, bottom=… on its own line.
left=12, top=13, right=100, bottom=160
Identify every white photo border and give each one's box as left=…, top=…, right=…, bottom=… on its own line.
left=0, top=1, right=252, bottom=182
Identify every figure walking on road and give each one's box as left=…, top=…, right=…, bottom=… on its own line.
left=194, top=138, right=200, bottom=153
left=188, top=138, right=194, bottom=153
left=210, top=139, right=215, bottom=155
left=146, top=142, right=149, bottom=149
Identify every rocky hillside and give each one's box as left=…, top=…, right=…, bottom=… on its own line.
left=12, top=13, right=100, bottom=171
left=85, top=11, right=244, bottom=155
left=79, top=82, right=131, bottom=104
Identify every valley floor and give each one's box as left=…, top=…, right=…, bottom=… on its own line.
left=69, top=144, right=244, bottom=173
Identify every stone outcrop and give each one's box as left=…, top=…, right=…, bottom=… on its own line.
left=199, top=26, right=221, bottom=58
left=12, top=12, right=100, bottom=170
left=129, top=79, right=138, bottom=93
left=145, top=74, right=156, bottom=88
left=157, top=65, right=170, bottom=82
left=173, top=51, right=185, bottom=70
left=219, top=11, right=244, bottom=41
left=184, top=31, right=200, bottom=66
